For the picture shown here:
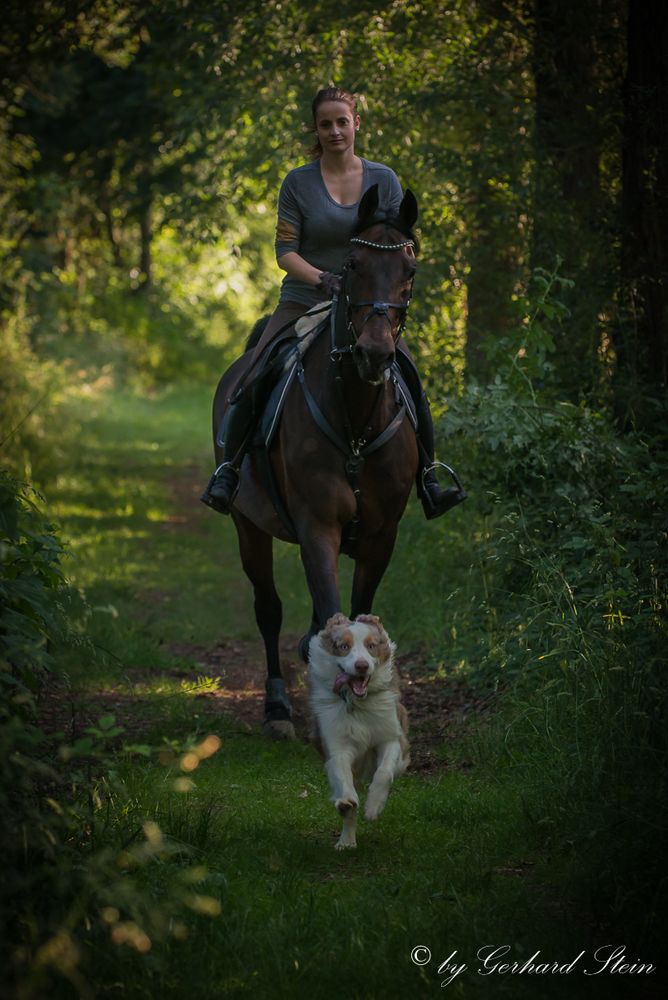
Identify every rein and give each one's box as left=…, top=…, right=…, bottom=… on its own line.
left=296, top=232, right=417, bottom=548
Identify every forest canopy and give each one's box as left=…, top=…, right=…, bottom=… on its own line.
left=2, top=0, right=666, bottom=449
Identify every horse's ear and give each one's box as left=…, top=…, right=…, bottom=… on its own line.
left=399, top=189, right=418, bottom=230
left=358, top=183, right=380, bottom=223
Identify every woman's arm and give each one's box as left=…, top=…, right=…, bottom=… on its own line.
left=276, top=250, right=322, bottom=287
left=274, top=172, right=340, bottom=295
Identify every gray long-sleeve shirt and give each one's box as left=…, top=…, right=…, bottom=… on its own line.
left=274, top=158, right=403, bottom=307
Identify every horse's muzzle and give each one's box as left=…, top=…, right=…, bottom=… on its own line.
left=353, top=343, right=395, bottom=385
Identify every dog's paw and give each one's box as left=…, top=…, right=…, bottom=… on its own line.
left=335, top=798, right=358, bottom=816
left=335, top=837, right=357, bottom=850
left=364, top=796, right=387, bottom=822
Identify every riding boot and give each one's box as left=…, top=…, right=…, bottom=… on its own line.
left=395, top=350, right=467, bottom=519
left=415, top=391, right=467, bottom=518
left=200, top=387, right=255, bottom=515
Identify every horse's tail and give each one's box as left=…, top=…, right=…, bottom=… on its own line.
left=245, top=316, right=271, bottom=352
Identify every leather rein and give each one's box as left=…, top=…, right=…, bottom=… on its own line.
left=296, top=235, right=417, bottom=548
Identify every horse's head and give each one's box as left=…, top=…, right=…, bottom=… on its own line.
left=343, top=185, right=418, bottom=385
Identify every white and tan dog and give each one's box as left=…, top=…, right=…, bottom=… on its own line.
left=308, top=613, right=410, bottom=850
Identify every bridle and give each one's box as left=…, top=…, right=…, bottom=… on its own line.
left=331, top=236, right=416, bottom=358
left=294, top=228, right=419, bottom=548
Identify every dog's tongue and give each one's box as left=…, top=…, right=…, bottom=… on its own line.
left=333, top=672, right=349, bottom=696
left=333, top=672, right=369, bottom=698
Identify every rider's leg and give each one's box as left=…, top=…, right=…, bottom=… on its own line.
left=201, top=300, right=308, bottom=515
left=395, top=344, right=467, bottom=519
left=200, top=387, right=254, bottom=514
left=248, top=300, right=308, bottom=368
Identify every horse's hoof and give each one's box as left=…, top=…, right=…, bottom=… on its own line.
left=262, top=719, right=296, bottom=741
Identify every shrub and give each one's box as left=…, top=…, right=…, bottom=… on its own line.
left=0, top=474, right=219, bottom=997
left=436, top=269, right=668, bottom=948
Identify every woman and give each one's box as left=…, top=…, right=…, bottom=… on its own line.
left=202, top=86, right=465, bottom=519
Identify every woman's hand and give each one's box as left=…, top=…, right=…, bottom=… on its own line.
left=316, top=272, right=342, bottom=299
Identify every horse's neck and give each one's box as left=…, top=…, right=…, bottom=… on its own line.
left=328, top=360, right=394, bottom=440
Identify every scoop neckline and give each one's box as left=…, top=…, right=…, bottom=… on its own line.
left=317, top=157, right=367, bottom=208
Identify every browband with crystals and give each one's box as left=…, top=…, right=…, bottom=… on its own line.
left=349, top=237, right=415, bottom=251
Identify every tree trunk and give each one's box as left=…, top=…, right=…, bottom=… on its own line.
left=465, top=185, right=518, bottom=382
left=531, top=0, right=619, bottom=397
left=138, top=200, right=152, bottom=289
left=102, top=193, right=122, bottom=269
left=616, top=0, right=668, bottom=415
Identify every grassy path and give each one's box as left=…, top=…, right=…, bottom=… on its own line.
left=44, top=381, right=644, bottom=1000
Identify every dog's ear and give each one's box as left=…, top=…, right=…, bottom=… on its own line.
left=355, top=613, right=381, bottom=627
left=323, top=612, right=350, bottom=631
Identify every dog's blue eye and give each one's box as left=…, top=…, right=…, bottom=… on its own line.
left=338, top=643, right=349, bottom=652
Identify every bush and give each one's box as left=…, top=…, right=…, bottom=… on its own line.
left=0, top=473, right=219, bottom=997
left=0, top=306, right=55, bottom=480
left=436, top=270, right=668, bottom=948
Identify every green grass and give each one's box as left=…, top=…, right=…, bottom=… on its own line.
left=85, top=744, right=559, bottom=999
left=36, top=377, right=659, bottom=1000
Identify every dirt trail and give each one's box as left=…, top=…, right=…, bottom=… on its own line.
left=41, top=463, right=492, bottom=772
left=164, top=465, right=490, bottom=769
left=167, top=633, right=488, bottom=771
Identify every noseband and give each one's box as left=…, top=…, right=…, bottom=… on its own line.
left=332, top=237, right=416, bottom=356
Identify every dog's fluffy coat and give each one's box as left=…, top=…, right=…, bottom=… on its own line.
left=308, top=613, right=410, bottom=849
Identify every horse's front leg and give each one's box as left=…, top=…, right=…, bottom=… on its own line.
left=233, top=511, right=294, bottom=740
left=297, top=525, right=342, bottom=661
left=350, top=529, right=398, bottom=618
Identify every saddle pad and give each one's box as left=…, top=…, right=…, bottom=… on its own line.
left=259, top=363, right=299, bottom=449
left=252, top=301, right=332, bottom=375
left=255, top=306, right=332, bottom=449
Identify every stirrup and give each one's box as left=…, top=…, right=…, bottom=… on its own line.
left=421, top=461, right=467, bottom=519
left=423, top=460, right=465, bottom=493
left=200, top=462, right=239, bottom=515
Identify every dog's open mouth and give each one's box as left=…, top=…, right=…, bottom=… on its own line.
left=333, top=671, right=370, bottom=698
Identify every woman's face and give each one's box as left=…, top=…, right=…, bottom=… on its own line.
left=315, top=100, right=360, bottom=154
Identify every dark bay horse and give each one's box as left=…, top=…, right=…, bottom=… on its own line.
left=211, top=185, right=420, bottom=737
